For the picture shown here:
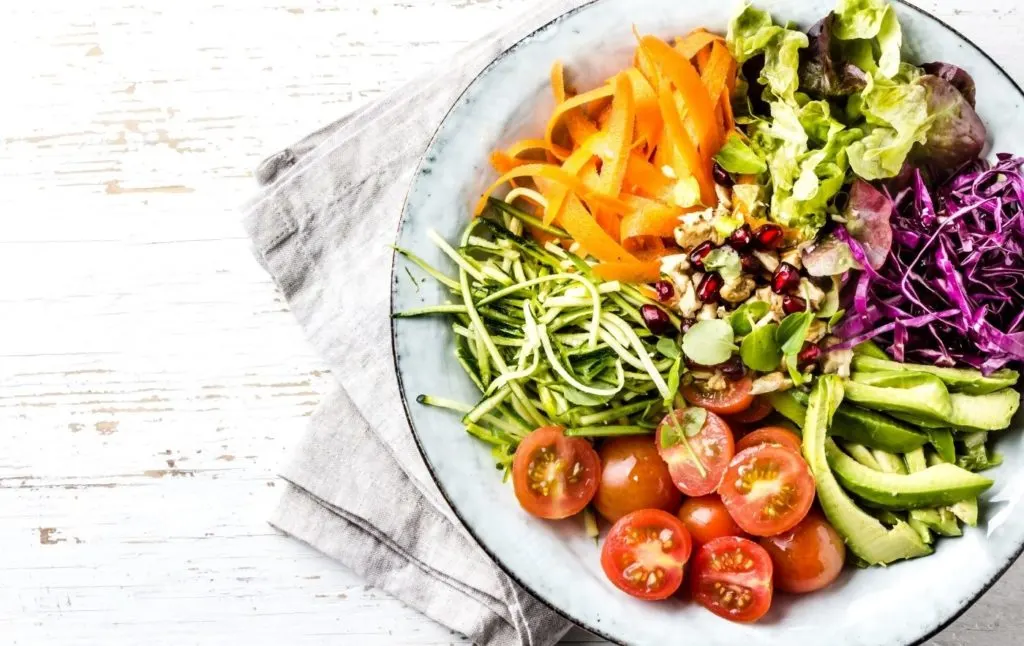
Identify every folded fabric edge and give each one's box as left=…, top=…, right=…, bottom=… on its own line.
left=269, top=480, right=573, bottom=646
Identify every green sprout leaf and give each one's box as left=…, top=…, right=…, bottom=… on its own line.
left=683, top=319, right=736, bottom=366
left=660, top=407, right=709, bottom=449
left=730, top=300, right=771, bottom=336
left=741, top=323, right=782, bottom=372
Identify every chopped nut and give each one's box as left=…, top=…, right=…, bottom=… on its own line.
left=806, top=320, right=828, bottom=344
left=660, top=254, right=691, bottom=276
left=799, top=278, right=827, bottom=310
left=780, top=247, right=803, bottom=270
left=823, top=346, right=854, bottom=377
left=756, top=286, right=786, bottom=321
left=750, top=372, right=793, bottom=395
left=715, top=184, right=733, bottom=209
left=697, top=303, right=719, bottom=320
left=677, top=280, right=700, bottom=317
left=752, top=250, right=780, bottom=273
left=706, top=371, right=728, bottom=391
left=720, top=275, right=757, bottom=304
left=674, top=219, right=717, bottom=250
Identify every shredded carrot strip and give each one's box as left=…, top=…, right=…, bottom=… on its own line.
left=475, top=163, right=630, bottom=217
left=551, top=61, right=567, bottom=104
left=624, top=68, right=661, bottom=151
left=624, top=235, right=673, bottom=261
left=490, top=151, right=525, bottom=174
left=593, top=260, right=662, bottom=283
left=543, top=137, right=599, bottom=225
left=544, top=84, right=615, bottom=152
left=675, top=29, right=725, bottom=60
left=656, top=78, right=715, bottom=205
left=557, top=194, right=637, bottom=263
left=620, top=199, right=685, bottom=239
left=623, top=155, right=674, bottom=202
left=700, top=41, right=735, bottom=148
left=507, top=138, right=571, bottom=161
left=596, top=73, right=635, bottom=198
left=641, top=35, right=721, bottom=163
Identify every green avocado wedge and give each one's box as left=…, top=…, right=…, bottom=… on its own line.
left=889, top=389, right=1021, bottom=431
left=803, top=377, right=932, bottom=565
left=843, top=375, right=953, bottom=423
left=827, top=443, right=994, bottom=509
left=768, top=390, right=927, bottom=453
left=947, top=390, right=1021, bottom=431
left=851, top=355, right=1019, bottom=395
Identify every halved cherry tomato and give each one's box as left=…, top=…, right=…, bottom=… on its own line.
left=512, top=426, right=600, bottom=520
left=655, top=409, right=735, bottom=497
left=600, top=509, right=693, bottom=600
left=677, top=496, right=745, bottom=547
left=735, top=426, right=802, bottom=454
left=595, top=437, right=682, bottom=522
left=682, top=377, right=754, bottom=415
left=760, top=511, right=846, bottom=593
left=719, top=444, right=815, bottom=537
left=726, top=396, right=772, bottom=424
left=691, top=536, right=773, bottom=623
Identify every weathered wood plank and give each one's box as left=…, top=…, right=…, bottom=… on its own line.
left=1, top=0, right=1022, bottom=644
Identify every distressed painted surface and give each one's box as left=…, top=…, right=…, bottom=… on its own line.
left=0, top=0, right=1021, bottom=644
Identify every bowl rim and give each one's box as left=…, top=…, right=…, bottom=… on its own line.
left=389, top=1, right=1024, bottom=643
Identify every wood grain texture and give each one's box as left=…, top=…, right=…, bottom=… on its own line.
left=1, top=0, right=1021, bottom=644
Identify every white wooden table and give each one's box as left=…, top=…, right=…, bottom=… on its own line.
left=2, top=1, right=1022, bottom=644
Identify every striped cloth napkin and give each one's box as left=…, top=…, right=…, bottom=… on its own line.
left=242, top=1, right=595, bottom=644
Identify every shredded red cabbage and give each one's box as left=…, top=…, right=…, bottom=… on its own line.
left=835, top=154, right=1024, bottom=373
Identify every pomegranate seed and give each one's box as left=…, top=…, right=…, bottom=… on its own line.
left=697, top=273, right=723, bottom=303
left=713, top=162, right=734, bottom=188
left=640, top=304, right=673, bottom=336
left=679, top=317, right=696, bottom=333
left=740, top=253, right=761, bottom=273
left=798, top=343, right=822, bottom=367
left=771, top=262, right=801, bottom=294
left=689, top=240, right=715, bottom=270
left=755, top=224, right=785, bottom=250
left=727, top=224, right=753, bottom=251
left=782, top=294, right=807, bottom=315
left=653, top=280, right=675, bottom=303
left=719, top=355, right=746, bottom=379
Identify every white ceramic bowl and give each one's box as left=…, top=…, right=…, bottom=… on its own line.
left=392, top=1, right=1024, bottom=644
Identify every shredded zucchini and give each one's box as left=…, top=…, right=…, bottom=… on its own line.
left=395, top=207, right=681, bottom=474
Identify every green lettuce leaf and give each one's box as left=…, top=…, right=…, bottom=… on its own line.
left=714, top=133, right=767, bottom=174
left=834, top=0, right=889, bottom=40
left=727, top=5, right=783, bottom=63
left=762, top=29, right=809, bottom=102
left=876, top=6, right=903, bottom=78
left=847, top=77, right=930, bottom=180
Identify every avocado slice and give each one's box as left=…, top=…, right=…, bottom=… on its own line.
left=947, top=389, right=1021, bottom=431
left=770, top=390, right=928, bottom=453
left=843, top=376, right=953, bottom=423
left=890, top=389, right=1021, bottom=432
left=909, top=508, right=962, bottom=537
left=929, top=429, right=956, bottom=463
left=803, top=376, right=932, bottom=565
left=851, top=355, right=1019, bottom=395
left=842, top=441, right=882, bottom=470
left=853, top=340, right=890, bottom=360
left=827, top=443, right=994, bottom=509
left=949, top=498, right=979, bottom=527
left=872, top=449, right=907, bottom=474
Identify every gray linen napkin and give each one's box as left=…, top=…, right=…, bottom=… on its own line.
left=242, top=1, right=595, bottom=644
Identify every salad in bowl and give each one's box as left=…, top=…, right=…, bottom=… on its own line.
left=394, top=0, right=1022, bottom=632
